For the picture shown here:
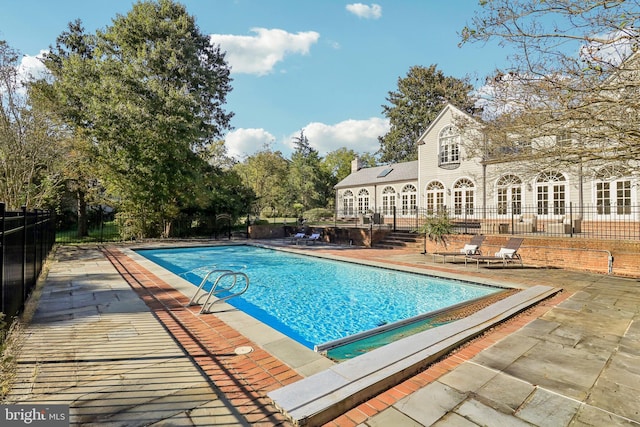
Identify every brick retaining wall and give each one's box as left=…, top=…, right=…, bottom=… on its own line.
left=425, top=234, right=638, bottom=277
left=248, top=224, right=639, bottom=278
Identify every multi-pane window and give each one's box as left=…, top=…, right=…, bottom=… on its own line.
left=596, top=182, right=611, bottom=214
left=342, top=190, right=354, bottom=216
left=453, top=178, right=474, bottom=216
left=357, top=189, right=370, bottom=214
left=439, top=126, right=460, bottom=165
left=496, top=175, right=522, bottom=215
left=617, top=181, right=632, bottom=215
left=401, top=184, right=417, bottom=215
left=382, top=186, right=396, bottom=215
left=536, top=172, right=566, bottom=215
left=595, top=166, right=632, bottom=216
left=425, top=181, right=445, bottom=214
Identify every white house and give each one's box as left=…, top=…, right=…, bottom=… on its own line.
left=334, top=159, right=418, bottom=219
left=335, top=103, right=639, bottom=234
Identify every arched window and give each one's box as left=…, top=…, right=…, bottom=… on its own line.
left=382, top=186, right=396, bottom=215
left=453, top=178, right=475, bottom=216
left=496, top=175, right=523, bottom=215
left=536, top=172, right=566, bottom=216
left=357, top=189, right=370, bottom=214
left=342, top=190, right=354, bottom=216
left=425, top=181, right=445, bottom=214
left=594, top=166, right=632, bottom=216
left=439, top=126, right=460, bottom=166
left=401, top=184, right=417, bottom=215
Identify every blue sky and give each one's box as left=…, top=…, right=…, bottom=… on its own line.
left=0, top=0, right=509, bottom=160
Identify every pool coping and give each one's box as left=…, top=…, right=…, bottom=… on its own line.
left=267, top=284, right=559, bottom=426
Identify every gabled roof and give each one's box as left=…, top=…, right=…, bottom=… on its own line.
left=334, top=160, right=418, bottom=189
left=416, top=103, right=478, bottom=145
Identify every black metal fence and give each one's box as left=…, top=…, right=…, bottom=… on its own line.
left=1, top=203, right=55, bottom=321
left=54, top=201, right=640, bottom=247
left=55, top=210, right=241, bottom=244
left=333, top=203, right=640, bottom=240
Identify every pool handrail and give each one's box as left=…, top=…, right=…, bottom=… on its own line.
left=186, top=268, right=236, bottom=307
left=199, top=271, right=250, bottom=314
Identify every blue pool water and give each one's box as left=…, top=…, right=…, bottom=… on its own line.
left=136, top=245, right=499, bottom=350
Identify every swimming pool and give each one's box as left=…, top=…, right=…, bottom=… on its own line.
left=136, top=245, right=500, bottom=351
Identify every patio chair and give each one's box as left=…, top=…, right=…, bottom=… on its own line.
left=289, top=232, right=306, bottom=244
left=465, top=237, right=524, bottom=269
left=432, top=235, right=485, bottom=263
left=513, top=214, right=537, bottom=233
left=305, top=233, right=322, bottom=245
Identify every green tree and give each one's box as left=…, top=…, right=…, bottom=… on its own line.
left=234, top=147, right=289, bottom=216
left=322, top=148, right=377, bottom=184
left=0, top=41, right=68, bottom=210
left=40, top=0, right=233, bottom=237
left=378, top=65, right=477, bottom=163
left=460, top=0, right=640, bottom=168
left=288, top=130, right=331, bottom=210
left=205, top=140, right=237, bottom=170
left=197, top=165, right=255, bottom=221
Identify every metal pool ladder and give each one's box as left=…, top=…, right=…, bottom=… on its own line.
left=187, top=269, right=250, bottom=314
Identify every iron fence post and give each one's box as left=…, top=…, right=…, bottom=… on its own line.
left=570, top=202, right=574, bottom=237
left=464, top=205, right=468, bottom=234
left=100, top=205, right=104, bottom=243
left=393, top=206, right=396, bottom=232
left=0, top=203, right=5, bottom=314
left=33, top=209, right=38, bottom=288
left=511, top=208, right=514, bottom=235
left=22, top=206, right=27, bottom=305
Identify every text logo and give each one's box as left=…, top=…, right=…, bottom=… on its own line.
left=2, top=405, right=69, bottom=426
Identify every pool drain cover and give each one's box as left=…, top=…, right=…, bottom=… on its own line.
left=235, top=346, right=254, bottom=355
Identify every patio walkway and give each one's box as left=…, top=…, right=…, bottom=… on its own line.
left=6, top=241, right=640, bottom=426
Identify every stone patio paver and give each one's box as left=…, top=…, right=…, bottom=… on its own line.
left=7, top=246, right=249, bottom=426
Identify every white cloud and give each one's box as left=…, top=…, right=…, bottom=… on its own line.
left=1, top=51, right=49, bottom=97
left=286, top=117, right=390, bottom=155
left=225, top=128, right=276, bottom=159
left=346, top=3, right=382, bottom=19
left=18, top=50, right=49, bottom=82
left=210, top=28, right=320, bottom=75
left=225, top=118, right=389, bottom=160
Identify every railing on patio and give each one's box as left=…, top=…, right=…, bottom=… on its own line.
left=0, top=203, right=55, bottom=321
left=332, top=203, right=640, bottom=240
left=54, top=202, right=640, bottom=248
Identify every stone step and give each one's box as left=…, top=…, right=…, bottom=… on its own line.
left=376, top=232, right=423, bottom=249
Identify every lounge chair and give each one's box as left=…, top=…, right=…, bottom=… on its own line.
left=305, top=233, right=321, bottom=245
left=289, top=232, right=306, bottom=244
left=432, top=235, right=485, bottom=264
left=465, top=237, right=524, bottom=269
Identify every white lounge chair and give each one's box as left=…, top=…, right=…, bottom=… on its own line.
left=465, top=237, right=524, bottom=269
left=432, top=235, right=485, bottom=263
left=305, top=233, right=321, bottom=245
left=289, top=232, right=306, bottom=243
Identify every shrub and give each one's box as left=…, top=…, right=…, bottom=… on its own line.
left=419, top=211, right=454, bottom=248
